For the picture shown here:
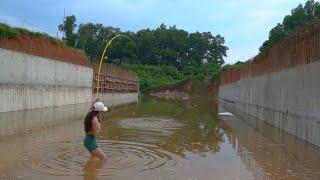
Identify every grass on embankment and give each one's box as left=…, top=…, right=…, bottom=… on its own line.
left=121, top=64, right=186, bottom=93
left=121, top=63, right=225, bottom=94
left=126, top=61, right=244, bottom=95
left=120, top=58, right=239, bottom=94
left=0, top=23, right=64, bottom=45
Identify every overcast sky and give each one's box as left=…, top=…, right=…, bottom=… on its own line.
left=0, top=0, right=308, bottom=64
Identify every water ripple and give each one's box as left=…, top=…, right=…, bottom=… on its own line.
left=22, top=140, right=179, bottom=177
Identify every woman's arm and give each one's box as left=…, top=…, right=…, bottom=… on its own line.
left=92, top=116, right=101, bottom=134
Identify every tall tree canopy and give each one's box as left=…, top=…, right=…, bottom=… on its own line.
left=58, top=15, right=77, bottom=47
left=260, top=0, right=320, bottom=52
left=59, top=18, right=228, bottom=91
left=63, top=21, right=228, bottom=70
left=132, top=24, right=227, bottom=69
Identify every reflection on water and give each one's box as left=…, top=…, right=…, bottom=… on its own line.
left=83, top=158, right=107, bottom=180
left=0, top=103, right=89, bottom=137
left=220, top=105, right=320, bottom=179
left=0, top=96, right=319, bottom=179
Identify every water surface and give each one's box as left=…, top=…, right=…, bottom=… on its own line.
left=0, top=97, right=319, bottom=179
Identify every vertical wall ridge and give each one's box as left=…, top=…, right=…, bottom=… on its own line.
left=0, top=48, right=93, bottom=112
left=219, top=60, right=320, bottom=146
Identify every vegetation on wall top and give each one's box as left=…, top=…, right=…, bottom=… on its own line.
left=260, top=0, right=320, bottom=51
left=0, top=23, right=64, bottom=45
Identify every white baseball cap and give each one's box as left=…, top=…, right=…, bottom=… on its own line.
left=92, top=102, right=108, bottom=112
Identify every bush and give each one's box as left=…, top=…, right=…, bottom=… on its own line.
left=121, top=64, right=184, bottom=92
left=121, top=61, right=225, bottom=93
left=0, top=23, right=20, bottom=39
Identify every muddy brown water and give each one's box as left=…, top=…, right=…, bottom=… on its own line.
left=0, top=97, right=319, bottom=180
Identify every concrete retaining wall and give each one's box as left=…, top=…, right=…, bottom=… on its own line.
left=0, top=48, right=93, bottom=112
left=219, top=61, right=320, bottom=146
left=0, top=48, right=140, bottom=113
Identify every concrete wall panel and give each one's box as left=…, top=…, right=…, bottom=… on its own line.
left=55, top=61, right=77, bottom=87
left=0, top=49, right=26, bottom=84
left=26, top=55, right=56, bottom=86
left=0, top=48, right=138, bottom=113
left=0, top=84, right=93, bottom=112
left=219, top=61, right=320, bottom=146
left=76, top=65, right=93, bottom=87
left=0, top=48, right=93, bottom=87
left=0, top=48, right=93, bottom=112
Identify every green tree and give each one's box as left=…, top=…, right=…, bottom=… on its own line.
left=66, top=16, right=228, bottom=89
left=73, top=21, right=228, bottom=70
left=259, top=23, right=286, bottom=51
left=76, top=23, right=115, bottom=61
left=260, top=0, right=320, bottom=51
left=59, top=15, right=77, bottom=47
left=133, top=24, right=227, bottom=69
left=304, top=0, right=318, bottom=18
left=107, top=32, right=137, bottom=64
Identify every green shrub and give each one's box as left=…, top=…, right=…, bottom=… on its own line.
left=121, top=61, right=225, bottom=94
left=0, top=23, right=20, bottom=39
left=121, top=64, right=184, bottom=92
left=0, top=24, right=64, bottom=46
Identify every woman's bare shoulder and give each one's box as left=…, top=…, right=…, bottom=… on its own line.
left=92, top=116, right=99, bottom=123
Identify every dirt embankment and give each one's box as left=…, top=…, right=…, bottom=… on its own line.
left=148, top=79, right=191, bottom=100
left=149, top=78, right=219, bottom=100
left=205, top=80, right=219, bottom=96
left=0, top=35, right=91, bottom=67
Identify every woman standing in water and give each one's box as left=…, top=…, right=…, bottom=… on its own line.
left=84, top=100, right=108, bottom=161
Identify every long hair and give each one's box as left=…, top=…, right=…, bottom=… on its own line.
left=84, top=110, right=99, bottom=133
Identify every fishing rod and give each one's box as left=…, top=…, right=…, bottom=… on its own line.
left=96, top=34, right=137, bottom=98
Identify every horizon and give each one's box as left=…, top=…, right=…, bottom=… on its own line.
left=0, top=0, right=308, bottom=64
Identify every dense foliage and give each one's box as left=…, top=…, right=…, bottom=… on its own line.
left=59, top=17, right=228, bottom=67
left=64, top=20, right=228, bottom=71
left=59, top=15, right=77, bottom=47
left=121, top=64, right=185, bottom=92
left=121, top=63, right=223, bottom=92
left=0, top=23, right=19, bottom=38
left=260, top=0, right=320, bottom=51
left=58, top=16, right=228, bottom=92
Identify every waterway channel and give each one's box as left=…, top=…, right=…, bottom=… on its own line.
left=0, top=96, right=319, bottom=179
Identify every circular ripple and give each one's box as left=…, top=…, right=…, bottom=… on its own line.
left=22, top=140, right=178, bottom=177
left=118, top=117, right=182, bottom=131
left=117, top=117, right=183, bottom=138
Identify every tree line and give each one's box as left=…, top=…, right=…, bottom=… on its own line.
left=59, top=16, right=228, bottom=75
left=260, top=0, right=320, bottom=51
left=58, top=16, right=228, bottom=91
